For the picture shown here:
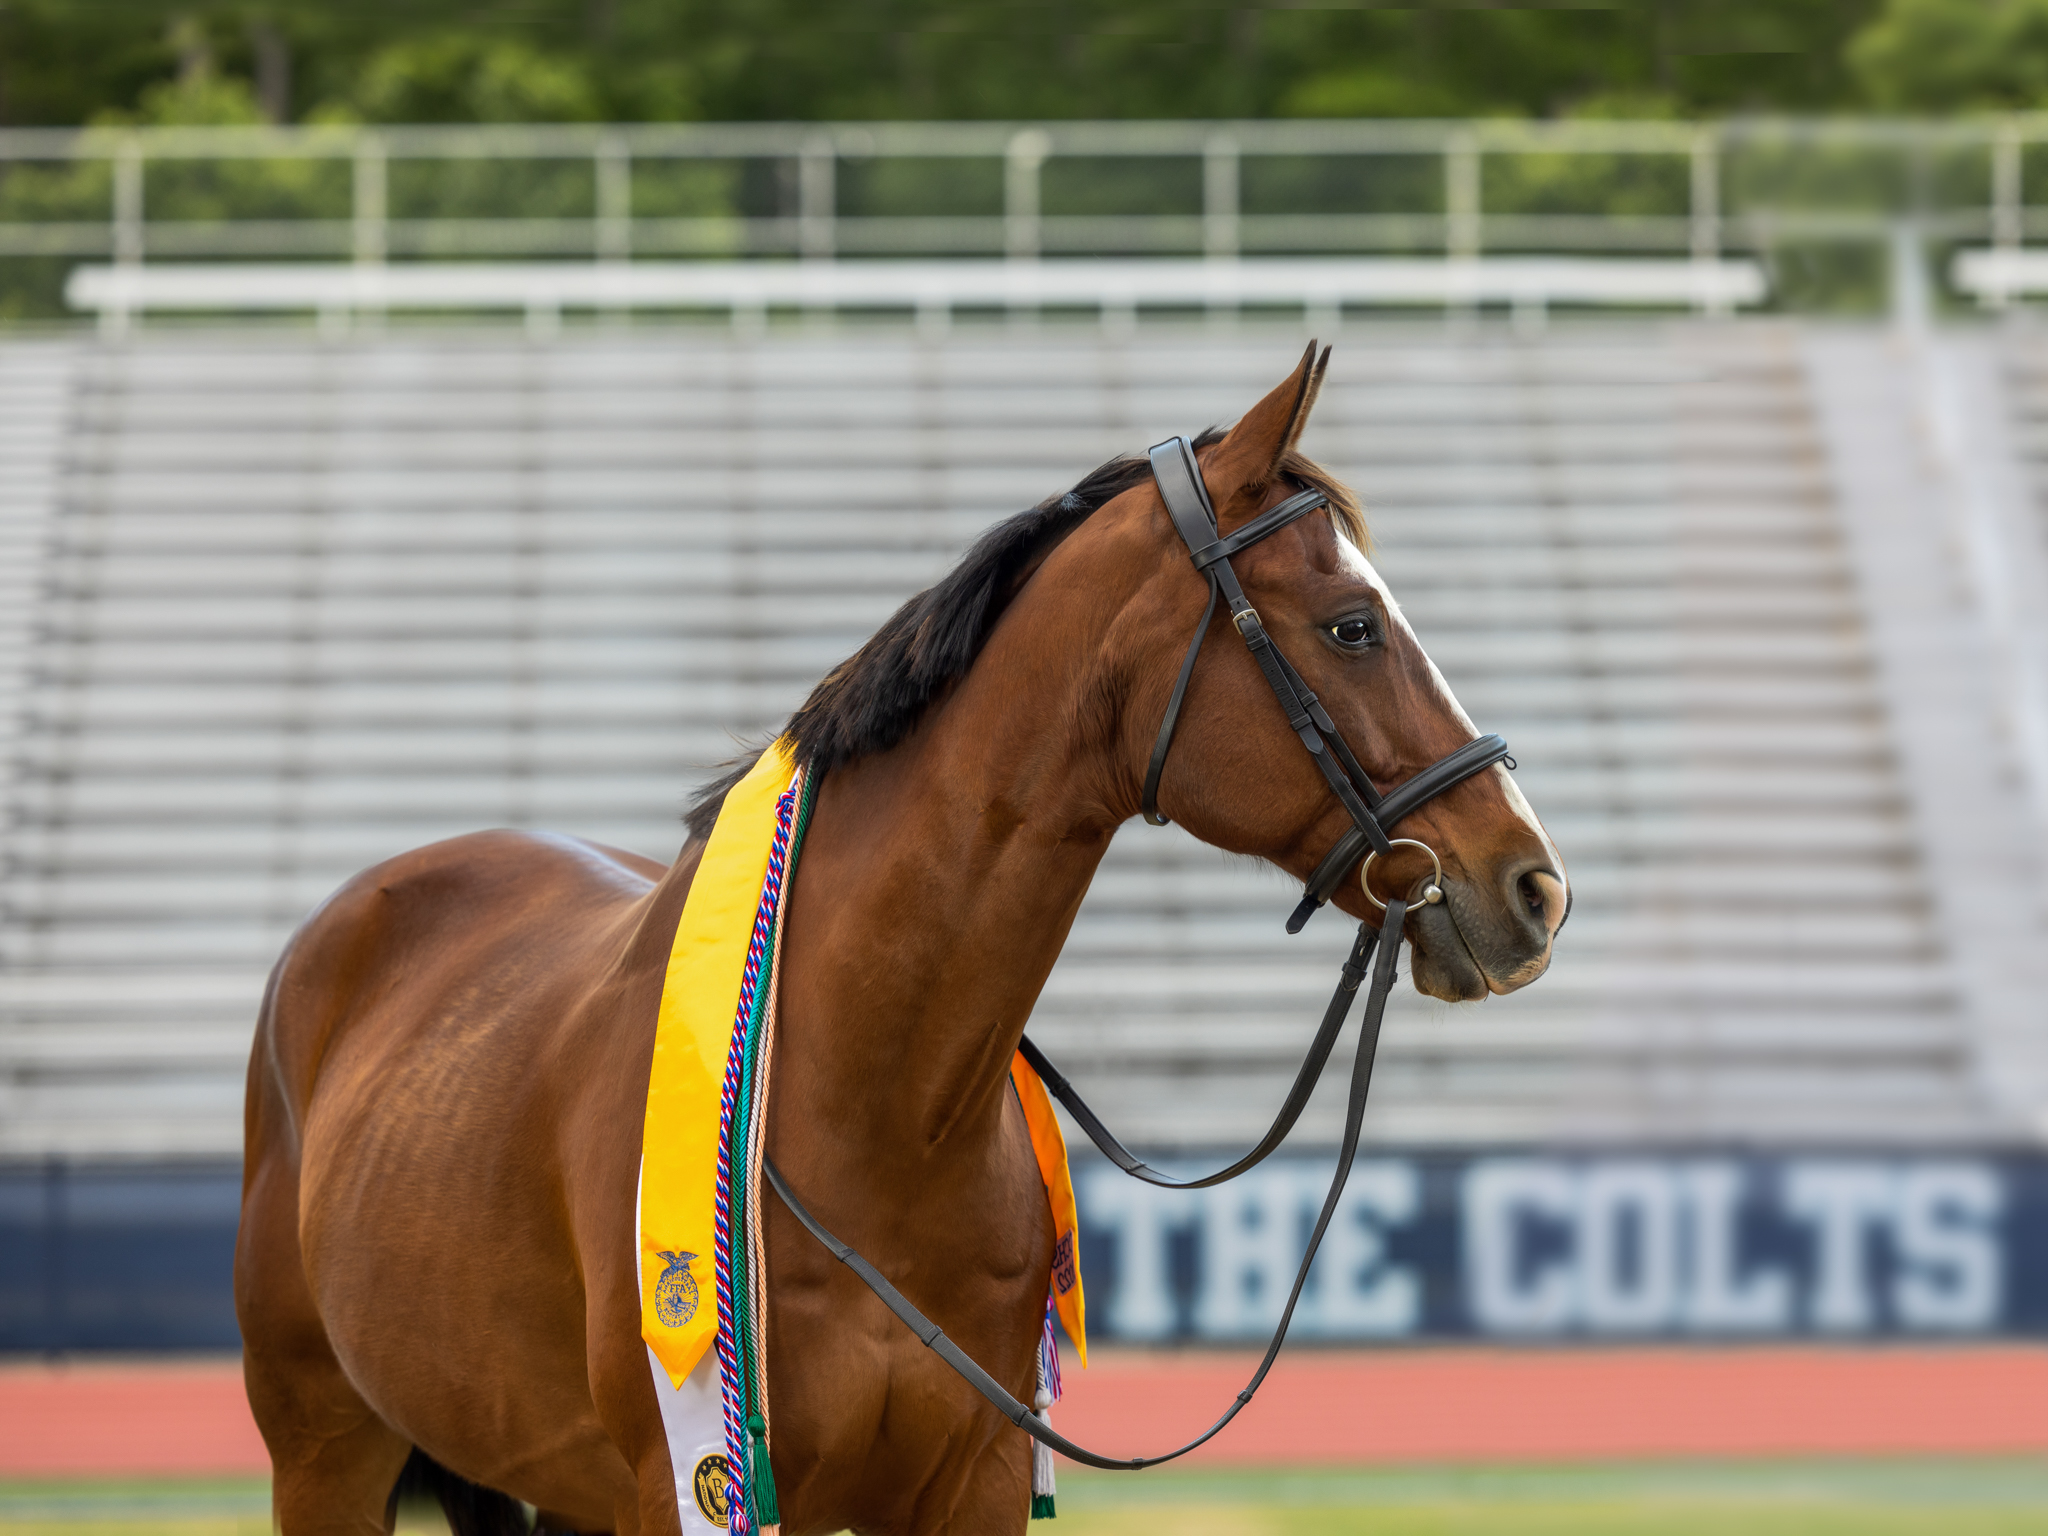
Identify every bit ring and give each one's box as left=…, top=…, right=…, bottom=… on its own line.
left=1360, top=839, right=1445, bottom=911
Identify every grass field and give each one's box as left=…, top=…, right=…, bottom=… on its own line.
left=1056, top=1463, right=2048, bottom=1533
left=8, top=1462, right=2048, bottom=1534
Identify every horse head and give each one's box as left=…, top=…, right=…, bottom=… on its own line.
left=1110, top=344, right=1567, bottom=1002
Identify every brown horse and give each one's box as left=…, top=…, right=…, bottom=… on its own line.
left=236, top=344, right=1567, bottom=1536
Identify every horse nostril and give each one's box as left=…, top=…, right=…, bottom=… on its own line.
left=1509, top=865, right=1565, bottom=938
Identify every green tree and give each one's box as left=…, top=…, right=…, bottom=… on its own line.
left=1851, top=0, right=2048, bottom=110
left=341, top=33, right=603, bottom=123
left=0, top=0, right=1905, bottom=130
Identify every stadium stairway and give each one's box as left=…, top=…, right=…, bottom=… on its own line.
left=0, top=320, right=2037, bottom=1159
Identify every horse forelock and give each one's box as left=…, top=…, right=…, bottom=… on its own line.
left=1268, top=447, right=1369, bottom=555
left=683, top=430, right=1369, bottom=837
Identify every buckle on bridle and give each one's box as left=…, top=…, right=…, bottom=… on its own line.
left=1231, top=605, right=1262, bottom=639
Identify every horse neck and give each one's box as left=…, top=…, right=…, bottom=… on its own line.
left=775, top=591, right=1128, bottom=1167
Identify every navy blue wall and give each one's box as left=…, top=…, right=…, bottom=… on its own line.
left=0, top=1162, right=242, bottom=1352
left=4, top=1149, right=2043, bottom=1353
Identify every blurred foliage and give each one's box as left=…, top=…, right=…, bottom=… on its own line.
left=0, top=1, right=1944, bottom=132
left=1850, top=0, right=2048, bottom=111
left=0, top=65, right=348, bottom=223
left=347, top=34, right=604, bottom=124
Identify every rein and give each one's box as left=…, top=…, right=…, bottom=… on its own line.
left=766, top=437, right=1513, bottom=1469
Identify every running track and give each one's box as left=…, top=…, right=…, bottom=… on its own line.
left=6, top=1348, right=2048, bottom=1477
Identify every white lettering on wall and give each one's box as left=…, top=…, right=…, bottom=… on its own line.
left=1078, top=1153, right=2006, bottom=1342
left=1784, top=1162, right=1896, bottom=1332
left=1465, top=1159, right=1578, bottom=1333
left=1578, top=1161, right=1679, bottom=1333
left=1196, top=1168, right=1314, bottom=1336
left=1077, top=1167, right=1188, bottom=1341
left=1894, top=1162, right=2002, bottom=1330
left=1082, top=1160, right=1424, bottom=1341
left=1308, top=1160, right=1420, bottom=1337
left=1680, top=1161, right=1791, bottom=1332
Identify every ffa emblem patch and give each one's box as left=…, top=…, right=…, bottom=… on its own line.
left=656, top=1250, right=700, bottom=1327
left=692, top=1453, right=731, bottom=1524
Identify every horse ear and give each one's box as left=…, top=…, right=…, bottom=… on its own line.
left=1200, top=341, right=1331, bottom=525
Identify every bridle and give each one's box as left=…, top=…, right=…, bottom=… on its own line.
left=1139, top=435, right=1511, bottom=931
left=766, top=437, right=1517, bottom=1470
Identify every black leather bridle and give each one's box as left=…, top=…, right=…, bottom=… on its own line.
left=1139, top=435, right=1512, bottom=932
left=766, top=437, right=1518, bottom=1471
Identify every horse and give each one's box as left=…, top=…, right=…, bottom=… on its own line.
left=235, top=343, right=1568, bottom=1536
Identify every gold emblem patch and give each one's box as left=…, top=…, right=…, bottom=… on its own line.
left=692, top=1453, right=731, bottom=1525
left=655, top=1250, right=700, bottom=1327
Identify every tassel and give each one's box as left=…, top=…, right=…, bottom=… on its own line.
left=746, top=1413, right=781, bottom=1533
left=1030, top=1399, right=1056, bottom=1520
left=1029, top=1351, right=1056, bottom=1518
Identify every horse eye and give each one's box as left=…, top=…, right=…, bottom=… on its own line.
left=1329, top=616, right=1375, bottom=649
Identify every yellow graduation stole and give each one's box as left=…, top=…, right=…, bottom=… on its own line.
left=639, top=742, right=798, bottom=1386
left=637, top=738, right=1087, bottom=1392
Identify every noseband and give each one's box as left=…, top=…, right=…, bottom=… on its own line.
left=767, top=438, right=1520, bottom=1473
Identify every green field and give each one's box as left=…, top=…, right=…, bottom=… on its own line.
left=8, top=1462, right=2048, bottom=1534
left=1056, top=1463, right=2048, bottom=1534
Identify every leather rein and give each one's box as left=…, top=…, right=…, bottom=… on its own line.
left=765, top=437, right=1513, bottom=1470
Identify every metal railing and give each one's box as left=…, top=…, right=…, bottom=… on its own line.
left=0, top=116, right=2043, bottom=311
left=0, top=116, right=2034, bottom=261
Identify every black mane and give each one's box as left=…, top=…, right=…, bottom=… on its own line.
left=683, top=426, right=1364, bottom=841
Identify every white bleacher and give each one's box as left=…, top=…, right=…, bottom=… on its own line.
left=0, top=345, right=69, bottom=819
left=1954, top=248, right=2048, bottom=306
left=66, top=257, right=1766, bottom=337
left=0, top=319, right=2019, bottom=1158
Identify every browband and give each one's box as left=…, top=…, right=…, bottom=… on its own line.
left=1190, top=487, right=1329, bottom=571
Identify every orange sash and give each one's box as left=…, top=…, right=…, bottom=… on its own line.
left=1010, top=1054, right=1088, bottom=1364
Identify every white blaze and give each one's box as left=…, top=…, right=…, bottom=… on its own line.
left=1337, top=538, right=1564, bottom=884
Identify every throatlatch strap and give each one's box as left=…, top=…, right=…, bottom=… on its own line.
left=1141, top=579, right=1220, bottom=827
left=766, top=897, right=1410, bottom=1473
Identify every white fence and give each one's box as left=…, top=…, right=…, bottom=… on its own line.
left=65, top=255, right=1768, bottom=336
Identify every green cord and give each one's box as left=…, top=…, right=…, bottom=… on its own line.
left=747, top=1412, right=782, bottom=1527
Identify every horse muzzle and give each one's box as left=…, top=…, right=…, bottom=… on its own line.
left=1408, top=853, right=1565, bottom=1002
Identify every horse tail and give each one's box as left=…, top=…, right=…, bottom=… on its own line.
left=388, top=1448, right=533, bottom=1536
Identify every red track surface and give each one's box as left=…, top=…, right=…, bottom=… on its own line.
left=6, top=1347, right=2048, bottom=1477
left=1056, top=1346, right=2048, bottom=1464
left=0, top=1360, right=265, bottom=1477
